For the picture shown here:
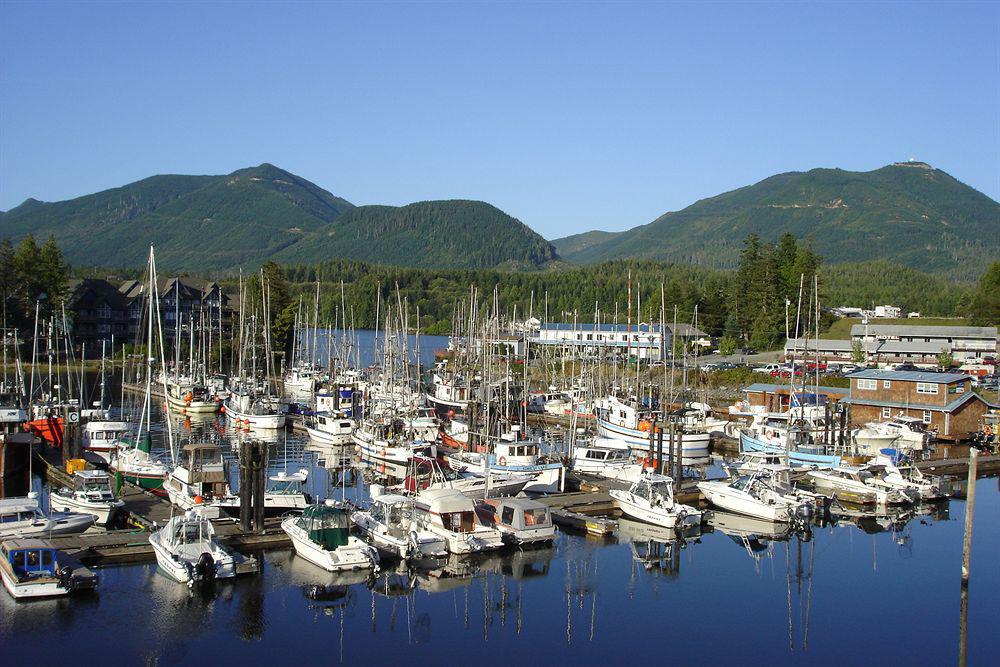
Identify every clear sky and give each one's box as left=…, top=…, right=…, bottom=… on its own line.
left=1, top=1, right=997, bottom=240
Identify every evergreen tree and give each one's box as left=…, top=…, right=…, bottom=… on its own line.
left=969, top=261, right=1000, bottom=326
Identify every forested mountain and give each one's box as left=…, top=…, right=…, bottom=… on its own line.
left=274, top=200, right=558, bottom=270
left=0, top=166, right=558, bottom=271
left=552, top=162, right=1000, bottom=280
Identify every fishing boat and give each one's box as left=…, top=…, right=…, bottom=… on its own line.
left=351, top=488, right=448, bottom=560
left=282, top=502, right=380, bottom=572
left=1, top=539, right=98, bottom=599
left=81, top=419, right=131, bottom=461
left=224, top=389, right=285, bottom=429
left=609, top=473, right=703, bottom=529
left=412, top=488, right=506, bottom=554
left=304, top=411, right=355, bottom=446
left=570, top=436, right=644, bottom=483
left=399, top=455, right=532, bottom=499
left=807, top=465, right=917, bottom=506
left=698, top=469, right=816, bottom=523
left=48, top=470, right=124, bottom=526
left=0, top=495, right=96, bottom=539
left=594, top=395, right=710, bottom=458
left=739, top=431, right=841, bottom=468
left=149, top=510, right=255, bottom=584
left=163, top=377, right=222, bottom=414
left=353, top=415, right=432, bottom=466
left=163, top=443, right=231, bottom=517
left=425, top=365, right=476, bottom=415
left=446, top=434, right=565, bottom=493
left=475, top=497, right=555, bottom=545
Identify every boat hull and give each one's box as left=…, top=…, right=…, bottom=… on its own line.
left=697, top=481, right=792, bottom=522
left=282, top=518, right=377, bottom=572
left=596, top=418, right=710, bottom=458
left=609, top=491, right=702, bottom=529
left=740, top=432, right=841, bottom=468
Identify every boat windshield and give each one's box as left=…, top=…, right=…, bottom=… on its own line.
left=730, top=475, right=752, bottom=491
left=175, top=520, right=210, bottom=545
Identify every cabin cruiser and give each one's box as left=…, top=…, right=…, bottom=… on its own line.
left=609, top=473, right=703, bottom=529
left=81, top=419, right=131, bottom=461
left=149, top=510, right=256, bottom=585
left=807, top=465, right=917, bottom=506
left=225, top=389, right=284, bottom=429
left=476, top=497, right=555, bottom=545
left=0, top=495, right=96, bottom=539
left=855, top=417, right=933, bottom=454
left=570, top=436, right=644, bottom=483
left=412, top=488, right=506, bottom=554
left=353, top=415, right=432, bottom=466
left=446, top=432, right=565, bottom=493
left=304, top=411, right=355, bottom=446
left=163, top=443, right=231, bottom=518
left=49, top=470, right=124, bottom=526
left=282, top=502, right=380, bottom=572
left=1, top=539, right=98, bottom=599
left=399, top=455, right=532, bottom=499
left=869, top=449, right=944, bottom=500
left=352, top=487, right=448, bottom=559
left=594, top=395, right=710, bottom=458
left=214, top=469, right=312, bottom=518
left=698, top=469, right=817, bottom=523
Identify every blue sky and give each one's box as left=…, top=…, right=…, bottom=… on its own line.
left=1, top=1, right=997, bottom=240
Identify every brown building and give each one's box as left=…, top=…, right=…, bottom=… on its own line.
left=843, top=369, right=996, bottom=441
left=743, top=383, right=849, bottom=413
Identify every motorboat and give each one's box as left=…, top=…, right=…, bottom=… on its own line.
left=304, top=411, right=355, bottom=446
left=214, top=469, right=311, bottom=518
left=399, top=455, right=532, bottom=499
left=594, top=395, right=710, bottom=458
left=609, top=473, right=703, bottom=529
left=739, top=431, right=841, bottom=468
left=856, top=417, right=933, bottom=453
left=282, top=502, right=380, bottom=572
left=1, top=539, right=98, bottom=599
left=807, top=466, right=916, bottom=506
left=698, top=470, right=816, bottom=523
left=351, top=487, right=448, bottom=560
left=0, top=495, right=95, bottom=539
left=163, top=443, right=231, bottom=518
left=446, top=433, right=565, bottom=493
left=353, top=416, right=432, bottom=466
left=475, top=497, right=555, bottom=545
left=412, top=488, right=505, bottom=554
left=225, top=390, right=284, bottom=429
left=149, top=510, right=256, bottom=585
left=48, top=470, right=124, bottom=526
left=869, top=449, right=945, bottom=500
left=81, top=419, right=131, bottom=461
left=570, top=436, right=644, bottom=483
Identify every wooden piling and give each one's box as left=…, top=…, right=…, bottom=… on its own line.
left=961, top=448, right=978, bottom=587
left=656, top=424, right=664, bottom=475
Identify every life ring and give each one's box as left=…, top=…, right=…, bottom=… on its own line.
left=498, top=456, right=507, bottom=466
left=985, top=425, right=993, bottom=436
left=638, top=420, right=651, bottom=432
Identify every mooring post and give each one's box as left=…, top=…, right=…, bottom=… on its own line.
left=239, top=438, right=252, bottom=532
left=666, top=421, right=675, bottom=480
left=253, top=440, right=266, bottom=533
left=656, top=423, right=664, bottom=475
left=675, top=428, right=684, bottom=489
left=647, top=416, right=656, bottom=465
left=961, top=448, right=978, bottom=587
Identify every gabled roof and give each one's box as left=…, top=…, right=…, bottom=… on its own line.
left=68, top=278, right=129, bottom=310
left=843, top=391, right=996, bottom=412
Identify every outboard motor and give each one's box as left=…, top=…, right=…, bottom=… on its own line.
left=194, top=552, right=216, bottom=583
left=58, top=565, right=74, bottom=590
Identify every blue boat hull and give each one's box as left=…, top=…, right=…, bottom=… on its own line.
left=739, top=432, right=841, bottom=468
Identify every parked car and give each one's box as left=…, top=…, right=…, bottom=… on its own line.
left=755, top=363, right=782, bottom=374
left=894, top=362, right=920, bottom=372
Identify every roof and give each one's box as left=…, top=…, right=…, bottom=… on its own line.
left=744, top=383, right=850, bottom=396
left=847, top=369, right=970, bottom=383
left=68, top=278, right=129, bottom=310
left=536, top=322, right=706, bottom=337
left=418, top=488, right=474, bottom=512
left=843, top=391, right=994, bottom=413
left=482, top=497, right=547, bottom=510
left=785, top=337, right=959, bottom=355
left=373, top=493, right=411, bottom=505
left=850, top=324, right=998, bottom=339
left=73, top=469, right=109, bottom=479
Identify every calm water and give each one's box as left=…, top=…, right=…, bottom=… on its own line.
left=3, top=371, right=998, bottom=664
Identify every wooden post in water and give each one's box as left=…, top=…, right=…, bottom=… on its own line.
left=648, top=417, right=656, bottom=466
left=239, top=439, right=252, bottom=532
left=253, top=440, right=266, bottom=534
left=675, top=428, right=683, bottom=489
left=656, top=424, right=664, bottom=475
left=961, top=449, right=978, bottom=587
left=666, top=422, right=675, bottom=481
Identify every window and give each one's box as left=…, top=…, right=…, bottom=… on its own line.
left=883, top=380, right=891, bottom=389
left=916, top=383, right=938, bottom=395
left=501, top=507, right=515, bottom=525
left=882, top=407, right=892, bottom=419
left=857, top=379, right=877, bottom=390
left=922, top=410, right=932, bottom=424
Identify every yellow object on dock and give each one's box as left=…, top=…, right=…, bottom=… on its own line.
left=65, top=458, right=87, bottom=474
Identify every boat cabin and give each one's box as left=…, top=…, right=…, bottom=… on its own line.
left=268, top=469, right=309, bottom=496
left=71, top=470, right=116, bottom=501
left=627, top=474, right=678, bottom=507
left=416, top=488, right=481, bottom=533
left=164, top=515, right=217, bottom=551
left=0, top=497, right=41, bottom=526
left=477, top=497, right=552, bottom=534
left=295, top=504, right=351, bottom=549
left=368, top=494, right=415, bottom=532
left=2, top=539, right=62, bottom=580
left=493, top=441, right=540, bottom=467
left=174, top=443, right=228, bottom=493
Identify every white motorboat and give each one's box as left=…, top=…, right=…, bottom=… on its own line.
left=609, top=473, right=703, bottom=529
left=856, top=416, right=933, bottom=453
left=698, top=470, right=816, bottom=523
left=570, top=436, right=644, bottom=483
left=304, top=411, right=355, bottom=446
left=399, top=455, right=532, bottom=499
left=149, top=510, right=255, bottom=584
left=282, top=502, right=379, bottom=572
left=351, top=488, right=447, bottom=560
left=808, top=465, right=917, bottom=506
left=214, top=469, right=311, bottom=518
left=476, top=497, right=556, bottom=545
left=1, top=539, right=98, bottom=599
left=0, top=495, right=96, bottom=539
left=49, top=470, right=124, bottom=526
left=869, top=449, right=944, bottom=500
left=412, top=488, right=505, bottom=554
left=851, top=425, right=901, bottom=453
left=163, top=443, right=231, bottom=518
left=81, top=419, right=131, bottom=460
left=225, top=390, right=284, bottom=429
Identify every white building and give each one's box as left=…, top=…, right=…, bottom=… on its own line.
left=528, top=322, right=706, bottom=361
left=873, top=305, right=902, bottom=319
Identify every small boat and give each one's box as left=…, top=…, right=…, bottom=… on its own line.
left=48, top=470, right=124, bottom=526
left=594, top=395, right=711, bottom=459
left=81, top=419, right=131, bottom=461
left=353, top=416, right=432, bottom=466
left=214, top=469, right=311, bottom=518
left=282, top=502, right=380, bottom=572
left=739, top=431, right=841, bottom=468
left=413, top=488, right=505, bottom=554
left=447, top=434, right=565, bottom=493
left=698, top=470, right=816, bottom=523
left=163, top=443, right=231, bottom=518
left=861, top=416, right=933, bottom=452
left=1, top=539, right=98, bottom=599
left=476, top=497, right=556, bottom=545
left=609, top=473, right=703, bottom=529
left=351, top=488, right=448, bottom=560
left=225, top=390, right=284, bottom=429
left=570, top=436, right=644, bottom=483
left=164, top=378, right=222, bottom=414
left=0, top=495, right=96, bottom=539
left=149, top=510, right=256, bottom=585
left=304, top=411, right=355, bottom=446
left=109, top=436, right=169, bottom=495
left=399, top=455, right=532, bottom=499
left=808, top=465, right=917, bottom=506
left=870, top=449, right=944, bottom=500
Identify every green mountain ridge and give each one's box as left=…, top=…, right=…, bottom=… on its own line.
left=1, top=164, right=558, bottom=271
left=552, top=163, right=1000, bottom=280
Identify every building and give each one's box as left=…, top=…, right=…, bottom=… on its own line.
left=119, top=278, right=235, bottom=344
left=873, top=305, right=902, bottom=319
left=527, top=322, right=707, bottom=361
left=842, top=369, right=996, bottom=441
left=851, top=324, right=998, bottom=362
left=66, top=278, right=130, bottom=350
left=742, top=382, right=850, bottom=413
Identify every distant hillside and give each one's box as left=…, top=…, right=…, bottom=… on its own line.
left=552, top=162, right=1000, bottom=280
left=275, top=200, right=558, bottom=270
left=1, top=166, right=558, bottom=271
